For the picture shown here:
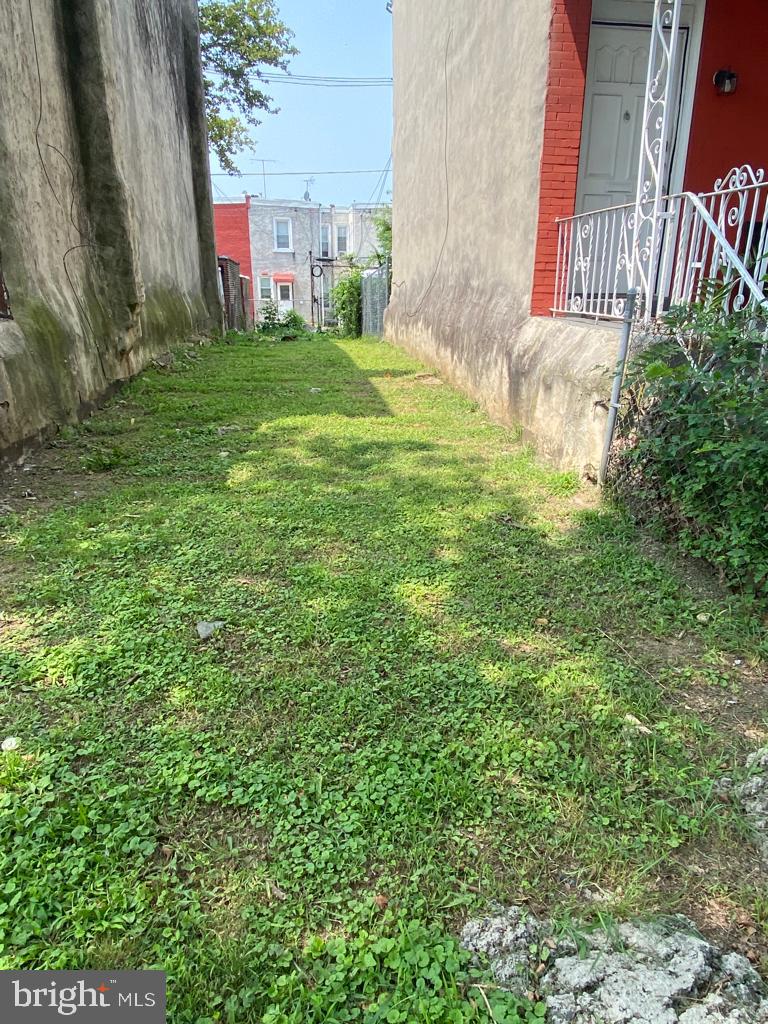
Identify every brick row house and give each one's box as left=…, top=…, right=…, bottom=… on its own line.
left=387, top=0, right=768, bottom=472
left=213, top=196, right=387, bottom=326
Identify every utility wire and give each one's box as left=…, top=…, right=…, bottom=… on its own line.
left=260, top=81, right=391, bottom=88
left=365, top=155, right=392, bottom=206
left=373, top=157, right=392, bottom=207
left=356, top=157, right=392, bottom=257
left=211, top=168, right=392, bottom=178
left=257, top=73, right=392, bottom=88
left=262, top=73, right=391, bottom=81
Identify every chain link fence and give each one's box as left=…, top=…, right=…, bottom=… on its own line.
left=361, top=260, right=390, bottom=337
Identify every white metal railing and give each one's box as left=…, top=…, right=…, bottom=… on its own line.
left=553, top=166, right=768, bottom=322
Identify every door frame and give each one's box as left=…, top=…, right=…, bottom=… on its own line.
left=576, top=0, right=706, bottom=208
left=276, top=281, right=294, bottom=310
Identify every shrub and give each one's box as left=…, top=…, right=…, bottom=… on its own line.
left=280, top=308, right=307, bottom=333
left=259, top=300, right=281, bottom=331
left=611, top=300, right=768, bottom=595
left=254, top=303, right=310, bottom=342
left=331, top=268, right=363, bottom=337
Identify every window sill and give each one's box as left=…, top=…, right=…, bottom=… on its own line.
left=273, top=248, right=294, bottom=254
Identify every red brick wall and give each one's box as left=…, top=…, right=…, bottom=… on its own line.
left=683, top=0, right=768, bottom=194
left=213, top=198, right=254, bottom=317
left=530, top=0, right=592, bottom=317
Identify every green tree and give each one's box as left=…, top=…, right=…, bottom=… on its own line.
left=373, top=207, right=392, bottom=261
left=199, top=0, right=298, bottom=174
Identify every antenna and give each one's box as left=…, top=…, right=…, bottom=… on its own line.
left=247, top=159, right=277, bottom=198
left=303, top=176, right=316, bottom=202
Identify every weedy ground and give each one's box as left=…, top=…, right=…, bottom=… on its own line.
left=1, top=334, right=766, bottom=1023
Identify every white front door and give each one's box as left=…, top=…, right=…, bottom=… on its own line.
left=575, top=22, right=688, bottom=215
left=277, top=282, right=293, bottom=313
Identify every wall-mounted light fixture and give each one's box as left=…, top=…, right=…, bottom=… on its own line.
left=713, top=69, right=738, bottom=95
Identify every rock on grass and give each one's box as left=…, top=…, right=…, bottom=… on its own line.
left=461, top=906, right=768, bottom=1023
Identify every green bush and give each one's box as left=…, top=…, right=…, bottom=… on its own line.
left=331, top=268, right=363, bottom=337
left=258, top=300, right=282, bottom=331
left=280, top=308, right=307, bottom=333
left=612, top=300, right=768, bottom=595
left=255, top=303, right=310, bottom=342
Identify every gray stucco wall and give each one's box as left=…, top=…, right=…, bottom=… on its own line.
left=249, top=201, right=320, bottom=318
left=0, top=0, right=220, bottom=455
left=385, top=0, right=617, bottom=473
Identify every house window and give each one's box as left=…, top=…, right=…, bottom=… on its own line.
left=259, top=275, right=272, bottom=300
left=274, top=218, right=292, bottom=251
left=0, top=255, right=11, bottom=319
left=321, top=224, right=331, bottom=258
left=336, top=224, right=348, bottom=255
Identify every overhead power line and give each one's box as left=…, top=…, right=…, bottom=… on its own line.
left=365, top=155, right=393, bottom=206
left=210, top=168, right=393, bottom=178
left=257, top=73, right=392, bottom=88
left=263, top=73, right=391, bottom=82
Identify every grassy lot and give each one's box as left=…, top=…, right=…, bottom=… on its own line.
left=1, top=334, right=766, bottom=1023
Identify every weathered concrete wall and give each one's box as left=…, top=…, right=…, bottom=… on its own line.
left=391, top=311, right=618, bottom=473
left=386, top=0, right=616, bottom=473
left=0, top=0, right=220, bottom=455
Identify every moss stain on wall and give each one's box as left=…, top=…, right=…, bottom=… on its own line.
left=0, top=0, right=220, bottom=459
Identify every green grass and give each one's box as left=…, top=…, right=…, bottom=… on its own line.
left=1, top=334, right=766, bottom=1022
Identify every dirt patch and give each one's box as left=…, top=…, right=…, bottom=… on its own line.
left=672, top=671, right=768, bottom=750
left=637, top=534, right=730, bottom=605
left=652, top=833, right=768, bottom=970
left=1, top=456, right=112, bottom=515
left=595, top=623, right=766, bottom=751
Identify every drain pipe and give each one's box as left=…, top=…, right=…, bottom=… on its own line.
left=599, top=288, right=637, bottom=486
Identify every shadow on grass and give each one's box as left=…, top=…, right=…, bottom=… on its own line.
left=0, top=335, right=765, bottom=1018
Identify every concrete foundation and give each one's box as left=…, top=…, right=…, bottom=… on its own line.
left=385, top=0, right=619, bottom=474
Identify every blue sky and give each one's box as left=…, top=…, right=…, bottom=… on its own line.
left=209, top=0, right=393, bottom=207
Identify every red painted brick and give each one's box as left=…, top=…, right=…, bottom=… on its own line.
left=213, top=197, right=255, bottom=318
left=531, top=0, right=592, bottom=316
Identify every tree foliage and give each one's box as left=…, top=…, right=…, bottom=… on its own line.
left=331, top=268, right=363, bottom=337
left=373, top=207, right=392, bottom=261
left=199, top=0, right=297, bottom=174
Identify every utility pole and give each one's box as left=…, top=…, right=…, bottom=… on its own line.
left=309, top=250, right=315, bottom=327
